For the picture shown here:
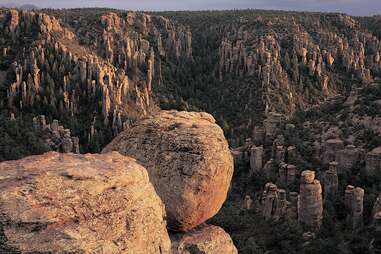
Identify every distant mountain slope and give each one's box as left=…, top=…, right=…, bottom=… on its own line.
left=0, top=8, right=191, bottom=159
left=1, top=8, right=381, bottom=160
left=152, top=10, right=381, bottom=145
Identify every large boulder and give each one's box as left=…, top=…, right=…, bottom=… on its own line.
left=103, top=110, right=234, bottom=231
left=171, top=224, right=238, bottom=254
left=0, top=152, right=171, bottom=254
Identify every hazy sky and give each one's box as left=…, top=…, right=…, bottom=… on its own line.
left=2, top=0, right=381, bottom=16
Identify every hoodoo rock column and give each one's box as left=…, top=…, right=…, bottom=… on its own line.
left=298, top=170, right=323, bottom=229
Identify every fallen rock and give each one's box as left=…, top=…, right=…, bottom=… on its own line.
left=0, top=152, right=171, bottom=254
left=103, top=110, right=234, bottom=231
left=170, top=224, right=238, bottom=254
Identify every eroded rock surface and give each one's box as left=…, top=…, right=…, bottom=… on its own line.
left=261, top=183, right=288, bottom=221
left=345, top=185, right=365, bottom=230
left=298, top=170, right=323, bottom=230
left=0, top=152, right=171, bottom=254
left=170, top=224, right=238, bottom=254
left=103, top=110, right=234, bottom=231
left=366, top=147, right=381, bottom=176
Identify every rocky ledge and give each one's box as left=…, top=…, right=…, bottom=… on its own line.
left=171, top=224, right=238, bottom=254
left=0, top=152, right=171, bottom=254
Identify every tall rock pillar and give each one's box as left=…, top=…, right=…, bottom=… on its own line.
left=345, top=185, right=364, bottom=231
left=250, top=145, right=263, bottom=174
left=324, top=161, right=339, bottom=201
left=298, top=170, right=323, bottom=230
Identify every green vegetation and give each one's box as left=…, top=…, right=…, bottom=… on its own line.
left=0, top=113, right=49, bottom=161
left=1, top=8, right=381, bottom=253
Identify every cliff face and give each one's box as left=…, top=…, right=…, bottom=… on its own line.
left=154, top=11, right=381, bottom=145
left=0, top=9, right=153, bottom=151
left=217, top=14, right=381, bottom=117
left=0, top=8, right=193, bottom=158
left=1, top=8, right=381, bottom=154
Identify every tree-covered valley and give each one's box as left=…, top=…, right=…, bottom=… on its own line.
left=1, top=7, right=381, bottom=253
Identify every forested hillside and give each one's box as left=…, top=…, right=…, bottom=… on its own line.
left=1, top=8, right=381, bottom=159
left=1, top=7, right=381, bottom=254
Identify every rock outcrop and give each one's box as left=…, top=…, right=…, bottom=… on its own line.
left=0, top=152, right=171, bottom=254
left=323, top=161, right=339, bottom=200
left=279, top=163, right=297, bottom=187
left=103, top=110, right=234, bottom=231
left=263, top=112, right=285, bottom=138
left=0, top=9, right=158, bottom=151
left=250, top=145, right=263, bottom=174
left=243, top=195, right=254, bottom=210
left=373, top=193, right=381, bottom=222
left=262, top=183, right=288, bottom=220
left=170, top=224, right=238, bottom=254
left=288, top=192, right=299, bottom=220
left=365, top=147, right=381, bottom=176
left=345, top=185, right=365, bottom=230
left=322, top=139, right=344, bottom=165
left=32, top=115, right=80, bottom=153
left=0, top=8, right=196, bottom=154
left=336, top=145, right=363, bottom=172
left=371, top=212, right=381, bottom=253
left=298, top=170, right=323, bottom=230
left=218, top=13, right=381, bottom=123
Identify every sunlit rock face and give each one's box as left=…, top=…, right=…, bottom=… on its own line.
left=170, top=224, right=238, bottom=254
left=0, top=152, right=171, bottom=254
left=0, top=8, right=195, bottom=156
left=103, top=110, right=234, bottom=231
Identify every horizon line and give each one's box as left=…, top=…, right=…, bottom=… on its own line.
left=1, top=5, right=380, bottom=18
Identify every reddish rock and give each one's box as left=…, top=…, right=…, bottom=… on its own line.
left=0, top=152, right=171, bottom=253
left=171, top=224, right=238, bottom=254
left=103, top=110, right=234, bottom=231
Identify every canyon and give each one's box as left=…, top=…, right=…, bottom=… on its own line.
left=0, top=7, right=381, bottom=254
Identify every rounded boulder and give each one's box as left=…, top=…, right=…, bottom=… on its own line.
left=103, top=110, right=234, bottom=231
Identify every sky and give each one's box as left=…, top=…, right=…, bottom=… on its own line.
left=2, top=0, right=381, bottom=16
